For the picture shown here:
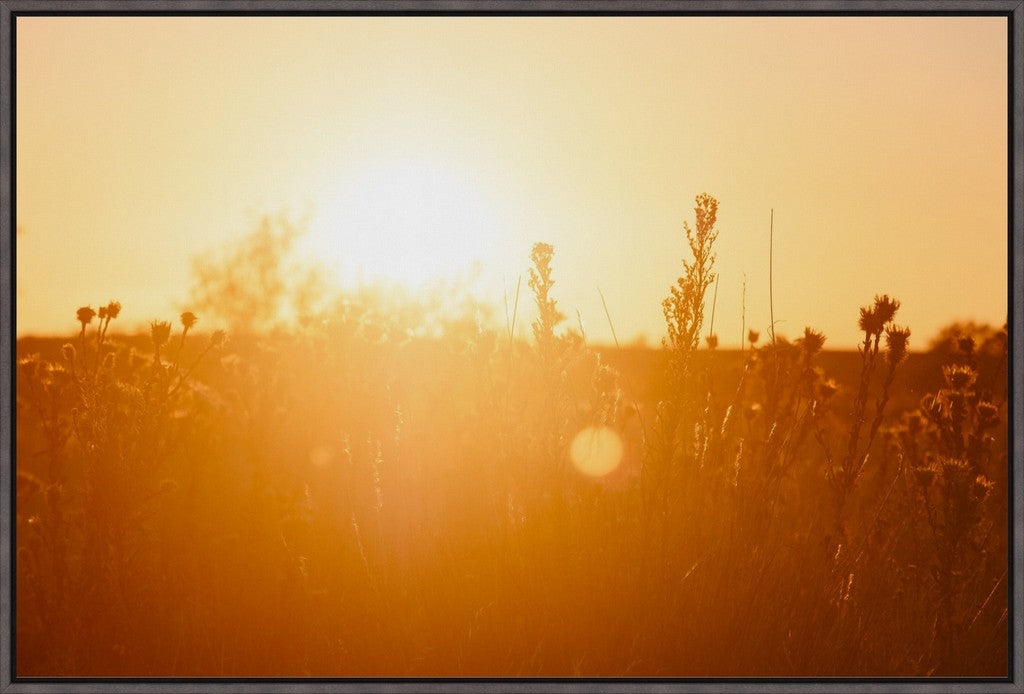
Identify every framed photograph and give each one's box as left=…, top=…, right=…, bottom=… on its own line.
left=2, top=2, right=1021, bottom=693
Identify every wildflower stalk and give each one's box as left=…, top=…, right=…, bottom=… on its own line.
left=662, top=193, right=719, bottom=389
left=856, top=326, right=910, bottom=478
left=528, top=243, right=564, bottom=372
left=829, top=295, right=905, bottom=537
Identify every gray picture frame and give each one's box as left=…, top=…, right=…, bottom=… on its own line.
left=1, top=2, right=1020, bottom=692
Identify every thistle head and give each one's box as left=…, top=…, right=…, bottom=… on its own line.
left=939, top=457, right=971, bottom=488
left=747, top=329, right=760, bottom=345
left=105, top=301, right=121, bottom=319
left=873, top=295, right=900, bottom=325
left=797, top=327, right=826, bottom=357
left=943, top=364, right=977, bottom=391
left=885, top=325, right=911, bottom=367
left=150, top=320, right=172, bottom=348
left=977, top=401, right=999, bottom=429
left=180, top=311, right=198, bottom=330
left=972, top=474, right=994, bottom=502
left=858, top=295, right=900, bottom=337
left=76, top=306, right=96, bottom=327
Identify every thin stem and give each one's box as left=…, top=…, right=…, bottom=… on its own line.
left=741, top=274, right=746, bottom=353
left=708, top=274, right=720, bottom=338
left=769, top=208, right=776, bottom=349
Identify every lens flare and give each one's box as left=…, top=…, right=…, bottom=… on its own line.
left=570, top=426, right=623, bottom=477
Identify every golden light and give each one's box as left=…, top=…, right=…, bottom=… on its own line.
left=308, top=156, right=501, bottom=289
left=570, top=426, right=624, bottom=478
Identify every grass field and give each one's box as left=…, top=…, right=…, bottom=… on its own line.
left=14, top=196, right=1009, bottom=677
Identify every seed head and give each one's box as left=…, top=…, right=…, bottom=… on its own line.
left=972, top=474, right=994, bottom=501
left=61, top=343, right=76, bottom=363
left=940, top=458, right=970, bottom=487
left=17, top=356, right=42, bottom=382
left=180, top=311, right=198, bottom=330
left=858, top=306, right=882, bottom=336
left=943, top=364, right=977, bottom=391
left=885, top=325, right=911, bottom=367
left=705, top=334, right=718, bottom=350
left=150, top=320, right=172, bottom=347
left=977, top=401, right=999, bottom=428
left=76, top=306, right=96, bottom=326
left=747, top=329, right=760, bottom=345
left=798, top=327, right=826, bottom=357
left=873, top=295, right=900, bottom=325
left=858, top=295, right=900, bottom=337
left=105, top=301, right=121, bottom=319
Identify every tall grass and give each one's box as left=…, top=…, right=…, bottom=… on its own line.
left=14, top=195, right=1008, bottom=677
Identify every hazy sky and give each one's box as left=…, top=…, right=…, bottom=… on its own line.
left=16, top=16, right=1008, bottom=347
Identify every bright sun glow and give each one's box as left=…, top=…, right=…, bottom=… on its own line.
left=308, top=157, right=501, bottom=289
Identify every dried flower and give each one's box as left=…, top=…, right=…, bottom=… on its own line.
left=705, top=334, right=719, bottom=350
left=180, top=311, right=198, bottom=330
left=150, top=321, right=172, bottom=347
left=858, top=295, right=900, bottom=337
left=940, top=457, right=970, bottom=486
left=885, top=325, right=911, bottom=367
left=943, top=364, right=977, bottom=391
left=873, top=295, right=900, bottom=326
left=972, top=474, right=994, bottom=501
left=977, top=401, right=999, bottom=428
left=747, top=329, right=760, bottom=345
left=858, top=306, right=882, bottom=337
left=105, top=301, right=121, bottom=319
left=798, top=327, right=826, bottom=357
left=76, top=306, right=96, bottom=327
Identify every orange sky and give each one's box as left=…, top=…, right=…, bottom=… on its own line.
left=16, top=16, right=1008, bottom=347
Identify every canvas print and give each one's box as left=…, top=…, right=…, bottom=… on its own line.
left=13, top=15, right=1010, bottom=678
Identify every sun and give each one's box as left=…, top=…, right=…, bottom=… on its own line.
left=307, top=157, right=502, bottom=290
